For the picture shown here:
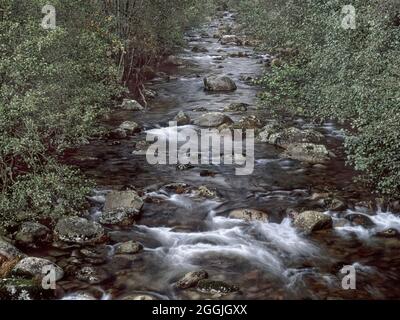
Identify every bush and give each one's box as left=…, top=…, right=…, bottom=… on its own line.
left=233, top=0, right=400, bottom=198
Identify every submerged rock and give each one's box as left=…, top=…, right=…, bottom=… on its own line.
left=229, top=209, right=269, bottom=222
left=176, top=270, right=208, bottom=289
left=294, top=211, right=333, bottom=234
left=375, top=228, right=400, bottom=238
left=192, top=45, right=208, bottom=53
left=15, top=222, right=51, bottom=247
left=194, top=112, right=233, bottom=128
left=196, top=279, right=239, bottom=294
left=283, top=143, right=331, bottom=164
left=204, top=76, right=237, bottom=92
left=345, top=213, right=376, bottom=229
left=100, top=191, right=144, bottom=226
left=54, top=217, right=105, bottom=245
left=114, top=241, right=143, bottom=254
left=13, top=257, right=64, bottom=281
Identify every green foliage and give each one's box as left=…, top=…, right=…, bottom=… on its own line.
left=234, top=0, right=400, bottom=198
left=0, top=0, right=215, bottom=227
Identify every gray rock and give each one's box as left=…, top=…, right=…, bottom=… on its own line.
left=122, top=294, right=157, bottom=300
left=229, top=209, right=269, bottom=222
left=176, top=270, right=208, bottom=289
left=174, top=111, right=191, bottom=126
left=13, top=257, right=64, bottom=281
left=258, top=126, right=324, bottom=148
left=75, top=266, right=109, bottom=284
left=375, top=228, right=399, bottom=238
left=0, top=278, right=53, bottom=300
left=55, top=217, right=105, bottom=245
left=223, top=102, right=249, bottom=112
left=345, top=213, right=376, bottom=229
left=114, top=241, right=143, bottom=254
left=294, top=211, right=333, bottom=234
left=118, top=121, right=142, bottom=135
left=233, top=115, right=263, bottom=130
left=0, top=238, right=26, bottom=260
left=192, top=46, right=208, bottom=53
left=220, top=35, right=242, bottom=45
left=194, top=112, right=233, bottom=127
left=100, top=191, right=144, bottom=225
left=121, top=99, right=144, bottom=111
left=15, top=222, right=51, bottom=247
left=204, top=76, right=237, bottom=92
left=283, top=143, right=331, bottom=164
left=197, top=279, right=239, bottom=294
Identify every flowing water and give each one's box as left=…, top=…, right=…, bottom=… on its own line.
left=46, top=12, right=400, bottom=300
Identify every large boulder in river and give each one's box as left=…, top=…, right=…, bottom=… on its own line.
left=54, top=217, right=105, bottom=245
left=204, top=76, right=237, bottom=92
left=13, top=257, right=64, bottom=281
left=224, top=102, right=249, bottom=112
left=0, top=278, right=53, bottom=300
left=194, top=112, right=233, bottom=128
left=229, top=209, right=269, bottom=222
left=294, top=211, right=333, bottom=234
left=283, top=143, right=331, bottom=164
left=197, top=279, right=239, bottom=294
left=100, top=191, right=144, bottom=226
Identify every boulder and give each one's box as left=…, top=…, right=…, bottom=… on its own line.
left=114, top=241, right=143, bottom=254
left=192, top=46, right=208, bottom=53
left=375, top=228, right=399, bottom=238
left=204, top=76, right=237, bottom=92
left=283, top=143, right=331, bottom=164
left=118, top=121, right=142, bottom=135
left=54, top=217, right=105, bottom=245
left=15, top=222, right=51, bottom=247
left=294, top=211, right=333, bottom=234
left=100, top=191, right=144, bottom=226
left=121, top=99, right=144, bottom=111
left=345, top=213, right=376, bottom=229
left=75, top=266, right=109, bottom=284
left=233, top=115, right=263, bottom=130
left=220, top=35, right=242, bottom=45
left=176, top=270, right=208, bottom=289
left=196, top=279, right=239, bottom=294
left=144, top=89, right=157, bottom=99
left=258, top=126, right=324, bottom=148
left=174, top=111, right=191, bottom=126
left=229, top=209, right=269, bottom=222
left=13, top=257, right=64, bottom=281
left=0, top=278, right=54, bottom=300
left=223, top=102, right=249, bottom=112
left=0, top=238, right=25, bottom=260
left=194, top=112, right=233, bottom=128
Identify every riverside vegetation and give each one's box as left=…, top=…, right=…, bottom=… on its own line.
left=1, top=0, right=400, bottom=300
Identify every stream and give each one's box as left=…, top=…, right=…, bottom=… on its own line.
left=37, top=12, right=400, bottom=300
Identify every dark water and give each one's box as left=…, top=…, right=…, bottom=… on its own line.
left=41, top=12, right=400, bottom=300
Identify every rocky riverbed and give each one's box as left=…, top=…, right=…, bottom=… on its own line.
left=2, top=11, right=400, bottom=300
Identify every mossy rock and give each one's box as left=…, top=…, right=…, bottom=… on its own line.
left=0, top=278, right=55, bottom=300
